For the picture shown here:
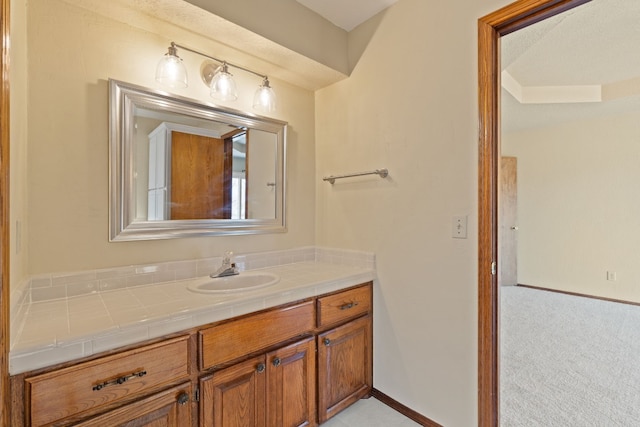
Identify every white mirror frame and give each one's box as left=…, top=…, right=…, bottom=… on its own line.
left=109, top=79, right=287, bottom=241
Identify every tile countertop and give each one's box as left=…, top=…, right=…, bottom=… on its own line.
left=10, top=261, right=375, bottom=375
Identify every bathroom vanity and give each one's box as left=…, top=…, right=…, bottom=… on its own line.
left=9, top=254, right=374, bottom=426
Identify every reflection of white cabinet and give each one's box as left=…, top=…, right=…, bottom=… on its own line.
left=246, top=129, right=277, bottom=219
left=147, top=123, right=170, bottom=220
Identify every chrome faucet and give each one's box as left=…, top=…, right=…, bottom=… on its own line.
left=210, top=251, right=239, bottom=278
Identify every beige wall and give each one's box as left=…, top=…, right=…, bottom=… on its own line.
left=24, top=0, right=316, bottom=274
left=503, top=111, right=640, bottom=303
left=13, top=0, right=521, bottom=425
left=10, top=0, right=28, bottom=288
left=316, top=0, right=508, bottom=425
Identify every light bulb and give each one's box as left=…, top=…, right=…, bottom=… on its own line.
left=210, top=63, right=238, bottom=101
left=253, top=77, right=276, bottom=113
left=155, top=44, right=188, bottom=88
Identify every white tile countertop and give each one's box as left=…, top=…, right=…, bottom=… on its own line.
left=10, top=248, right=375, bottom=375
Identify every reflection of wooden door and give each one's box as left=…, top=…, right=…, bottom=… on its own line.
left=499, top=156, right=518, bottom=286
left=170, top=131, right=232, bottom=219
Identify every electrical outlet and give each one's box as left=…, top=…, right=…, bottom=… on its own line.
left=607, top=271, right=617, bottom=281
left=452, top=215, right=468, bottom=239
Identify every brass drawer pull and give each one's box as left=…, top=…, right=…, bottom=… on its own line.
left=339, top=302, right=358, bottom=310
left=92, top=370, right=147, bottom=391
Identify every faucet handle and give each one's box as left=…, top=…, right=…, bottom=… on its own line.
left=223, top=251, right=233, bottom=264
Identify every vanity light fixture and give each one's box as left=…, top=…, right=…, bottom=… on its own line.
left=155, top=43, right=188, bottom=89
left=155, top=42, right=276, bottom=113
left=209, top=62, right=238, bottom=101
left=253, top=76, right=277, bottom=113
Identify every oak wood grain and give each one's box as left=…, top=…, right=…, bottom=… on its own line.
left=199, top=301, right=314, bottom=370
left=316, top=283, right=372, bottom=328
left=200, top=354, right=267, bottom=427
left=26, top=335, right=190, bottom=426
left=74, top=382, right=192, bottom=427
left=266, top=336, right=317, bottom=427
left=317, top=314, right=372, bottom=424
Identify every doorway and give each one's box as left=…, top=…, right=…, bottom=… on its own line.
left=499, top=157, right=517, bottom=287
left=477, top=1, right=592, bottom=425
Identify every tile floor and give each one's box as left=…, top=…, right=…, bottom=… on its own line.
left=322, top=398, right=422, bottom=427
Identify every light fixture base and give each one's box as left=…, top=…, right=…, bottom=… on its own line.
left=200, top=61, right=220, bottom=87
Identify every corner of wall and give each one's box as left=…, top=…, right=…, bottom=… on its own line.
left=10, top=0, right=29, bottom=297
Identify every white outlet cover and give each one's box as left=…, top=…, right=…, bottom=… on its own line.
left=452, top=215, right=468, bottom=239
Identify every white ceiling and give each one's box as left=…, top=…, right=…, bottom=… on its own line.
left=295, top=0, right=398, bottom=31
left=501, top=0, right=640, bottom=132
left=296, top=0, right=639, bottom=132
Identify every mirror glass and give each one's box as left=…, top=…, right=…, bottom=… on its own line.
left=109, top=79, right=287, bottom=241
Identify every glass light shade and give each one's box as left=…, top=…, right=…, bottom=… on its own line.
left=210, top=63, right=238, bottom=101
left=253, top=78, right=276, bottom=113
left=155, top=49, right=188, bottom=89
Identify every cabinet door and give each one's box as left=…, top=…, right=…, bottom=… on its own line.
left=200, top=355, right=267, bottom=427
left=317, top=315, right=372, bottom=423
left=266, top=337, right=317, bottom=427
left=74, top=382, right=192, bottom=427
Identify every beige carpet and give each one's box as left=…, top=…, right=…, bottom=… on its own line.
left=500, top=286, right=640, bottom=426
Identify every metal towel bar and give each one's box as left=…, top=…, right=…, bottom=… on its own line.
left=323, top=168, right=389, bottom=184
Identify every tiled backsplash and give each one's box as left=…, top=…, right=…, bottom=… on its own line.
left=10, top=246, right=374, bottom=339
left=10, top=248, right=377, bottom=374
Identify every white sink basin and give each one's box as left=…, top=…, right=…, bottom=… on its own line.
left=187, top=272, right=280, bottom=294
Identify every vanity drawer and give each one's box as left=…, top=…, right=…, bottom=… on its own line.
left=199, top=300, right=314, bottom=370
left=317, top=283, right=372, bottom=328
left=26, top=335, right=190, bottom=426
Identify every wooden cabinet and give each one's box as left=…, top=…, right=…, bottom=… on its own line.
left=200, top=337, right=316, bottom=427
left=316, top=284, right=371, bottom=328
left=13, top=282, right=372, bottom=426
left=266, top=338, right=317, bottom=427
left=315, top=282, right=373, bottom=423
left=317, top=315, right=372, bottom=424
left=24, top=335, right=190, bottom=426
left=200, top=354, right=266, bottom=427
left=74, top=382, right=192, bottom=427
left=199, top=301, right=314, bottom=370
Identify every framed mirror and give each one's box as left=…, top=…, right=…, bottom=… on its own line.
left=109, top=79, right=287, bottom=241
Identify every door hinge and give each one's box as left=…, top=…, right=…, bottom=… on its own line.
left=194, top=387, right=200, bottom=402
left=491, top=261, right=497, bottom=275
